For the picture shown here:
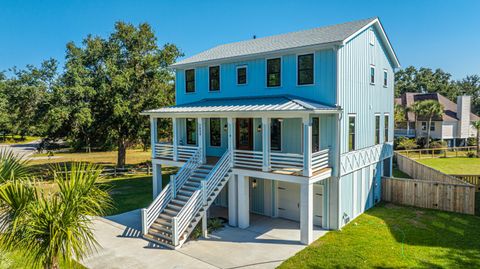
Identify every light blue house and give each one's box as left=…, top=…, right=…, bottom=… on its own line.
left=141, top=17, right=399, bottom=249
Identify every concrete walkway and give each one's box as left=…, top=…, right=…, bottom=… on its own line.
left=0, top=140, right=40, bottom=158
left=82, top=210, right=328, bottom=269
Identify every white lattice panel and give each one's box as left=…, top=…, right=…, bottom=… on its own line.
left=340, top=143, right=393, bottom=176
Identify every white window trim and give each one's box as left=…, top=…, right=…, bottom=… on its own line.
left=208, top=118, right=222, bottom=148
left=383, top=69, right=388, bottom=88
left=208, top=65, right=221, bottom=93
left=370, top=65, right=375, bottom=85
left=348, top=114, right=357, bottom=151
left=295, top=52, right=315, bottom=86
left=374, top=113, right=381, bottom=145
left=369, top=28, right=375, bottom=46
left=185, top=69, right=196, bottom=94
left=236, top=65, right=248, bottom=86
left=270, top=118, right=283, bottom=152
left=265, top=56, right=282, bottom=88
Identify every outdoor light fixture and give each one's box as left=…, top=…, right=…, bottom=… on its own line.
left=277, top=118, right=284, bottom=122
left=257, top=124, right=262, bottom=132
left=252, top=179, right=257, bottom=189
left=224, top=124, right=228, bottom=131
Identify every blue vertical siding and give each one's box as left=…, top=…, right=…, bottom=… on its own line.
left=175, top=50, right=337, bottom=106
left=250, top=177, right=265, bottom=214
left=205, top=118, right=228, bottom=157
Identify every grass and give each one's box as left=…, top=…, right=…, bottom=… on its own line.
left=29, top=149, right=151, bottom=166
left=0, top=135, right=40, bottom=145
left=0, top=249, right=86, bottom=269
left=280, top=203, right=480, bottom=269
left=416, top=157, right=480, bottom=175
left=393, top=167, right=412, bottom=178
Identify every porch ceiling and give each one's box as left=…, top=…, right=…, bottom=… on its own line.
left=142, top=95, right=340, bottom=116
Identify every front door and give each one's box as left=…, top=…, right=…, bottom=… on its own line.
left=236, top=118, right=253, bottom=150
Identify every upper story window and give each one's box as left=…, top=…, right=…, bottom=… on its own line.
left=185, top=69, right=195, bottom=93
left=209, top=66, right=220, bottom=91
left=348, top=115, right=356, bottom=151
left=297, top=53, right=314, bottom=85
left=267, top=58, right=281, bottom=87
left=369, top=29, right=375, bottom=45
left=375, top=114, right=381, bottom=144
left=237, top=66, right=247, bottom=85
left=383, top=70, right=388, bottom=87
left=312, top=117, right=320, bottom=153
left=384, top=114, right=389, bottom=142
left=271, top=118, right=282, bottom=151
left=430, top=122, right=435, bottom=131
left=209, top=118, right=221, bottom=147
left=186, top=118, right=197, bottom=145
left=370, top=65, right=375, bottom=84
left=421, top=122, right=427, bottom=131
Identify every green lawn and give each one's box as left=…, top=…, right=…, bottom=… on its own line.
left=280, top=203, right=480, bottom=268
left=30, top=149, right=151, bottom=166
left=416, top=157, right=480, bottom=175
left=0, top=250, right=86, bottom=269
left=393, top=167, right=412, bottom=178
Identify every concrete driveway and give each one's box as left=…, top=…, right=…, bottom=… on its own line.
left=0, top=140, right=40, bottom=158
left=82, top=210, right=327, bottom=269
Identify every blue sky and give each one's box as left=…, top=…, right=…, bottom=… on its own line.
left=1, top=0, right=479, bottom=79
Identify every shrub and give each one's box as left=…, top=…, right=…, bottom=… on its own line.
left=430, top=140, right=448, bottom=154
left=466, top=151, right=477, bottom=158
left=397, top=138, right=418, bottom=150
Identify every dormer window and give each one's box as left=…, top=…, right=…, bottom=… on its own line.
left=209, top=66, right=220, bottom=91
left=297, top=53, right=314, bottom=85
left=267, top=58, right=281, bottom=87
left=185, top=69, right=195, bottom=93
left=383, top=70, right=388, bottom=87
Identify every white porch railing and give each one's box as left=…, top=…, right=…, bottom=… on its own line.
left=311, top=149, right=330, bottom=172
left=141, top=149, right=201, bottom=234
left=178, top=145, right=199, bottom=161
left=155, top=143, right=174, bottom=159
left=270, top=152, right=303, bottom=170
left=233, top=150, right=263, bottom=170
left=171, top=150, right=232, bottom=247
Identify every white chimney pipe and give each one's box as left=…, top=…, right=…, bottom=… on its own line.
left=457, top=96, right=471, bottom=138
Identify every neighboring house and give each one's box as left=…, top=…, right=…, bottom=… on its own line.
left=141, top=17, right=399, bottom=249
left=394, top=93, right=479, bottom=146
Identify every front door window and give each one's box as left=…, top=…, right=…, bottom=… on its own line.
left=236, top=118, right=253, bottom=150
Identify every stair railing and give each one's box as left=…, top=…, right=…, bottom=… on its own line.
left=141, top=149, right=201, bottom=234
left=171, top=150, right=232, bottom=247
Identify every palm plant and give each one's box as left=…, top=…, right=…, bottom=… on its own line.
left=473, top=120, right=480, bottom=157
left=0, top=157, right=112, bottom=269
left=0, top=149, right=30, bottom=183
left=416, top=100, right=444, bottom=148
left=408, top=101, right=424, bottom=139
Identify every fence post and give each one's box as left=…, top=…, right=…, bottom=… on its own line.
left=141, top=208, right=148, bottom=235
left=172, top=217, right=178, bottom=246
left=171, top=175, right=176, bottom=199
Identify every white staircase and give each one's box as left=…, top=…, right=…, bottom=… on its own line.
left=141, top=150, right=232, bottom=249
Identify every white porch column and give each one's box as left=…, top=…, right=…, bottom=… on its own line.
left=262, top=116, right=271, bottom=172
left=227, top=117, right=235, bottom=163
left=237, top=174, right=250, bottom=229
left=151, top=117, right=158, bottom=159
left=197, top=117, right=206, bottom=163
left=303, top=116, right=312, bottom=177
left=300, top=182, right=313, bottom=245
left=172, top=117, right=178, bottom=161
left=152, top=163, right=162, bottom=197
left=228, top=174, right=238, bottom=226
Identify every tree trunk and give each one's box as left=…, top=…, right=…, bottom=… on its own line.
left=477, top=131, right=480, bottom=157
left=426, top=117, right=432, bottom=148
left=117, top=137, right=127, bottom=168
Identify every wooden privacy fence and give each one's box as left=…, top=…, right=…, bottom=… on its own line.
left=451, top=175, right=480, bottom=191
left=382, top=177, right=475, bottom=215
left=395, top=152, right=466, bottom=185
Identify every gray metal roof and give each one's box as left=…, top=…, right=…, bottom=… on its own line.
left=172, top=18, right=376, bottom=67
left=143, top=95, right=338, bottom=114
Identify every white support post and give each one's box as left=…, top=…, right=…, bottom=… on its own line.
left=228, top=174, right=238, bottom=226
left=141, top=208, right=147, bottom=235
left=262, top=116, right=271, bottom=172
left=152, top=163, right=162, bottom=197
left=201, top=180, right=207, bottom=205
left=202, top=213, right=208, bottom=238
left=151, top=117, right=158, bottom=159
left=172, top=117, right=178, bottom=161
left=172, top=217, right=178, bottom=246
left=227, top=117, right=235, bottom=164
left=197, top=117, right=206, bottom=163
left=170, top=175, right=176, bottom=198
left=303, top=116, right=313, bottom=177
left=300, top=182, right=313, bottom=245
left=237, top=174, right=250, bottom=229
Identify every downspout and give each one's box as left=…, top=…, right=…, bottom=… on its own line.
left=334, top=45, right=343, bottom=230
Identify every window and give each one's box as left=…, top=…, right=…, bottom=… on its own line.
left=271, top=119, right=282, bottom=151
left=209, top=118, right=221, bottom=147
left=267, top=58, right=281, bottom=87
left=375, top=115, right=381, bottom=144
left=430, top=122, right=435, bottom=131
left=348, top=115, right=356, bottom=151
left=421, top=122, right=427, bottom=131
left=186, top=118, right=197, bottom=145
left=209, top=66, right=220, bottom=91
left=384, top=114, right=389, bottom=142
left=297, top=54, right=314, bottom=85
left=369, top=29, right=375, bottom=45
left=383, top=70, right=388, bottom=87
left=185, top=69, right=195, bottom=93
left=370, top=66, right=375, bottom=84
left=237, top=66, right=247, bottom=85
left=312, top=117, right=320, bottom=152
